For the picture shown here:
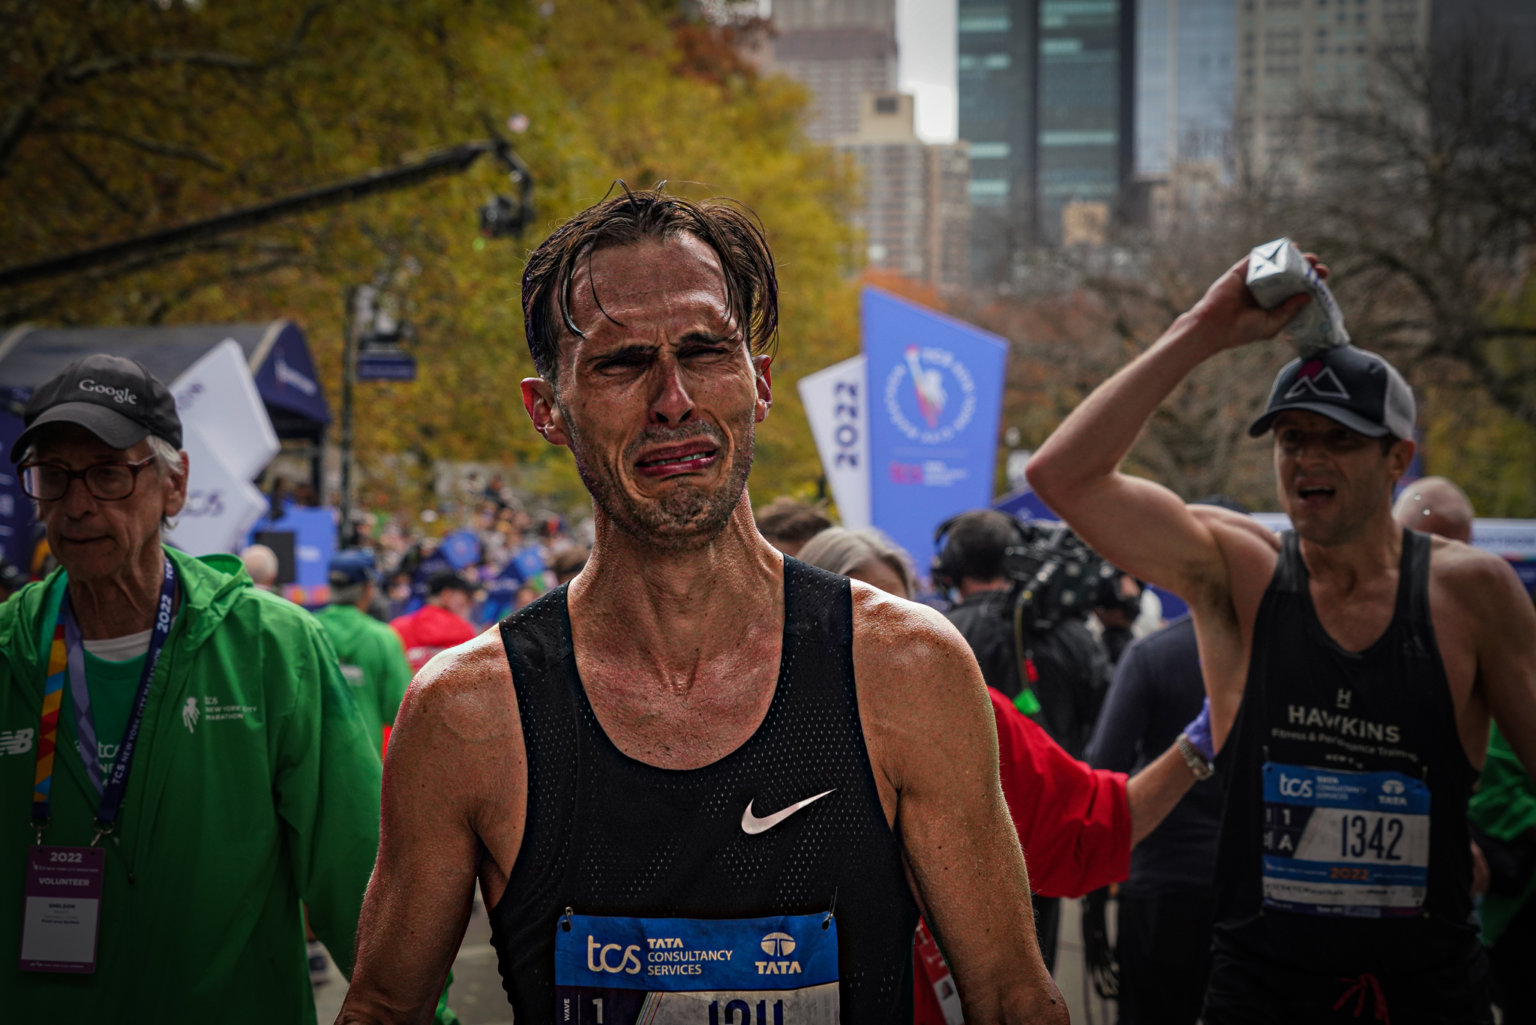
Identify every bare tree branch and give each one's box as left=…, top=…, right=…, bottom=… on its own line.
left=52, top=140, right=142, bottom=217
left=35, top=119, right=230, bottom=171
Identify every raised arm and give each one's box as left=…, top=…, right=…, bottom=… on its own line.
left=1025, top=258, right=1309, bottom=600
left=856, top=591, right=1068, bottom=1024
left=338, top=640, right=524, bottom=1024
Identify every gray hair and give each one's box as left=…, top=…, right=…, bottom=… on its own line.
left=797, top=526, right=917, bottom=598
left=145, top=435, right=186, bottom=532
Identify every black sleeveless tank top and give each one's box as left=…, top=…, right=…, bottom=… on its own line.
left=488, top=558, right=919, bottom=1025
left=1212, top=528, right=1480, bottom=974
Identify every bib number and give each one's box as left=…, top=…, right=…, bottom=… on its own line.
left=1260, top=762, right=1430, bottom=918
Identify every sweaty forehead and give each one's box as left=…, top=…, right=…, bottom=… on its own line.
left=565, top=235, right=736, bottom=342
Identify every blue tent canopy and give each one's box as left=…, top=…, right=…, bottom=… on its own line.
left=0, top=320, right=330, bottom=436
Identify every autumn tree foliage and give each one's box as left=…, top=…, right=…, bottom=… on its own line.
left=1, top=0, right=859, bottom=516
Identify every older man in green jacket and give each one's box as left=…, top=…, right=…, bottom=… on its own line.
left=0, top=354, right=381, bottom=1024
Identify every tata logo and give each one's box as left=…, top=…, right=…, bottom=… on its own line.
left=585, top=936, right=642, bottom=975
left=1278, top=773, right=1314, bottom=798
left=78, top=379, right=137, bottom=405
left=883, top=345, right=978, bottom=445
left=760, top=933, right=796, bottom=957
left=1382, top=779, right=1405, bottom=795
left=756, top=931, right=802, bottom=976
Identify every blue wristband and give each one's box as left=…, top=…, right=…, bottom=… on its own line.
left=1183, top=697, right=1215, bottom=761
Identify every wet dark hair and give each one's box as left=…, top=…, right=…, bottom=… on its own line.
left=520, top=183, right=779, bottom=385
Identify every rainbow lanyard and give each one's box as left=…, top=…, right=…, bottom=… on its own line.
left=30, top=557, right=177, bottom=845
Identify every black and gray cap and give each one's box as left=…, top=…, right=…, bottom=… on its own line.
left=10, top=353, right=183, bottom=463
left=1248, top=346, right=1415, bottom=441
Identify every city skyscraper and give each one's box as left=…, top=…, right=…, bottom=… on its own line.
left=1036, top=0, right=1135, bottom=247
left=770, top=0, right=899, bottom=141
left=840, top=93, right=972, bottom=289
left=958, top=0, right=1039, bottom=283
left=1136, top=0, right=1236, bottom=177
left=1235, top=0, right=1430, bottom=188
left=1131, top=0, right=1236, bottom=230
left=957, top=0, right=1133, bottom=281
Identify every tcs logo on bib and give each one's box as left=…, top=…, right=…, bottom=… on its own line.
left=1278, top=773, right=1314, bottom=799
left=586, top=935, right=642, bottom=974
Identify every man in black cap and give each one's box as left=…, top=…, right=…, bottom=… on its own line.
left=0, top=354, right=383, bottom=1022
left=1027, top=256, right=1536, bottom=1024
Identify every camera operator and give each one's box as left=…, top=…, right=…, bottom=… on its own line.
left=936, top=509, right=1112, bottom=758
left=935, top=509, right=1115, bottom=971
left=1093, top=569, right=1148, bottom=666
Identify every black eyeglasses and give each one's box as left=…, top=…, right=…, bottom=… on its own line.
left=18, top=457, right=157, bottom=501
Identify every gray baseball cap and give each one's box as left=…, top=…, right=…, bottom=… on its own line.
left=1249, top=346, right=1415, bottom=440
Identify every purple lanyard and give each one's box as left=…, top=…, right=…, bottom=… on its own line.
left=50, top=557, right=177, bottom=844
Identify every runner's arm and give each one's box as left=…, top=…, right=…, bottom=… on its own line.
left=1472, top=556, right=1536, bottom=780
left=991, top=688, right=1131, bottom=898
left=1126, top=745, right=1201, bottom=846
left=860, top=596, right=1068, bottom=1024
left=338, top=645, right=520, bottom=1024
left=1025, top=258, right=1308, bottom=600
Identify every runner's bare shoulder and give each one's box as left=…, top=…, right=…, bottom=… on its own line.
left=1427, top=533, right=1527, bottom=611
left=848, top=580, right=996, bottom=794
left=389, top=627, right=526, bottom=878
left=399, top=628, right=522, bottom=750
left=851, top=581, right=976, bottom=676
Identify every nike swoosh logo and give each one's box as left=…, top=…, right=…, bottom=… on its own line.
left=741, top=789, right=837, bottom=835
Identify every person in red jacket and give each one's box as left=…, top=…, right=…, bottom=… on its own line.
left=390, top=570, right=479, bottom=672
left=914, top=688, right=1212, bottom=1025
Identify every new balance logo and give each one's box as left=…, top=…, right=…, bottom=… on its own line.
left=1284, top=362, right=1350, bottom=401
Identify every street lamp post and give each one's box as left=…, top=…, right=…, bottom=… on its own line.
left=338, top=285, right=363, bottom=538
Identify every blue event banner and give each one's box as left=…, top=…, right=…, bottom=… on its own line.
left=862, top=287, right=1008, bottom=576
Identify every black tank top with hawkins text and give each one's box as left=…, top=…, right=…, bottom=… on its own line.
left=1212, top=528, right=1480, bottom=977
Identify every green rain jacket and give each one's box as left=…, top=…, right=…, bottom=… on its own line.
left=315, top=602, right=413, bottom=757
left=1470, top=724, right=1536, bottom=947
left=0, top=548, right=382, bottom=1024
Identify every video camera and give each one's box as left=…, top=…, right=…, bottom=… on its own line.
left=1000, top=520, right=1133, bottom=633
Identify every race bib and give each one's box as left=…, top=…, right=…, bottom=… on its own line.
left=555, top=912, right=840, bottom=1025
left=1260, top=762, right=1430, bottom=918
